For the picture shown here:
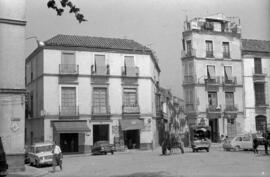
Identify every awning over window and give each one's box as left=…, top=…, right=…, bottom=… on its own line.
left=53, top=121, right=90, bottom=133
left=207, top=65, right=215, bottom=79
left=120, top=119, right=144, bottom=131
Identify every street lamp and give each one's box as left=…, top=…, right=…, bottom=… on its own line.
left=26, top=36, right=45, bottom=47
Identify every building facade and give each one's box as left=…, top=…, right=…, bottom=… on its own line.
left=242, top=39, right=270, bottom=133
left=0, top=0, right=26, bottom=171
left=25, top=34, right=160, bottom=152
left=182, top=14, right=245, bottom=142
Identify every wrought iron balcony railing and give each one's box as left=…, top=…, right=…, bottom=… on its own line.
left=224, top=104, right=238, bottom=112
left=59, top=106, right=79, bottom=117
left=91, top=65, right=110, bottom=75
left=59, top=64, right=79, bottom=75
left=206, top=51, right=214, bottom=58
left=121, top=66, right=139, bottom=77
left=92, top=105, right=111, bottom=115
left=222, top=76, right=237, bottom=85
left=207, top=105, right=222, bottom=112
left=122, top=105, right=140, bottom=114
left=223, top=52, right=230, bottom=59
left=205, top=76, right=220, bottom=84
left=181, top=49, right=196, bottom=58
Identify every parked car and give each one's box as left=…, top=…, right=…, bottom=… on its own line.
left=28, top=142, right=53, bottom=167
left=190, top=126, right=211, bottom=152
left=223, top=133, right=263, bottom=151
left=92, top=141, right=115, bottom=155
left=0, top=137, right=8, bottom=177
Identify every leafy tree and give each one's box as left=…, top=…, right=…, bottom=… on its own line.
left=47, top=0, right=86, bottom=23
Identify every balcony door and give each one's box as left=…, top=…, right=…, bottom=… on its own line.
left=224, top=66, right=232, bottom=83
left=94, top=55, right=106, bottom=75
left=225, top=92, right=234, bottom=109
left=254, top=58, right=262, bottom=74
left=208, top=92, right=217, bottom=107
left=61, top=53, right=76, bottom=73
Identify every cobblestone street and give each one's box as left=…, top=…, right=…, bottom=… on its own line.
left=10, top=147, right=270, bottom=177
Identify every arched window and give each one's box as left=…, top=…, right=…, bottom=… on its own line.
left=255, top=115, right=267, bottom=131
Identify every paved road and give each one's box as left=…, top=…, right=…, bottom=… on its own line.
left=17, top=147, right=270, bottom=177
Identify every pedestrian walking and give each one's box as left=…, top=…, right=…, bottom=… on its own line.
left=52, top=142, right=63, bottom=172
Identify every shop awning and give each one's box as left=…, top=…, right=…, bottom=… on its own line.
left=53, top=121, right=90, bottom=133
left=120, top=119, right=144, bottom=131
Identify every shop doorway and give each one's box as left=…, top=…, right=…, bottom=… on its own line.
left=123, top=130, right=140, bottom=149
left=60, top=133, right=78, bottom=153
left=209, top=119, right=219, bottom=142
left=93, top=124, right=109, bottom=143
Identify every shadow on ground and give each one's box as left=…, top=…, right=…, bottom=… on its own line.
left=110, top=171, right=175, bottom=177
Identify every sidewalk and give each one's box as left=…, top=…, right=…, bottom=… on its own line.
left=7, top=165, right=49, bottom=177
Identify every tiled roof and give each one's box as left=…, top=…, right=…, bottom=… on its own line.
left=44, top=34, right=151, bottom=52
left=242, top=39, right=270, bottom=52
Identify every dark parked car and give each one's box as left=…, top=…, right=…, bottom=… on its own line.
left=0, top=137, right=8, bottom=177
left=92, top=141, right=115, bottom=155
left=190, top=126, right=211, bottom=152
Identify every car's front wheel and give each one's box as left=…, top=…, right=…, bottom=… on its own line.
left=206, top=148, right=209, bottom=152
left=111, top=151, right=114, bottom=155
left=35, top=160, right=40, bottom=168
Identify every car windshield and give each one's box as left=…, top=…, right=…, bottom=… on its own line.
left=35, top=145, right=52, bottom=153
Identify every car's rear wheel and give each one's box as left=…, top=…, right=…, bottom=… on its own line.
left=206, top=148, right=209, bottom=152
left=104, top=152, right=107, bottom=155
left=111, top=151, right=114, bottom=155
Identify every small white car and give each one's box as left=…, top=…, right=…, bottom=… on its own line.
left=28, top=142, right=53, bottom=167
left=223, top=134, right=256, bottom=151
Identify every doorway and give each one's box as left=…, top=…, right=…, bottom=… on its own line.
left=123, top=130, right=140, bottom=149
left=209, top=119, right=219, bottom=142
left=93, top=124, right=109, bottom=143
left=60, top=133, right=78, bottom=153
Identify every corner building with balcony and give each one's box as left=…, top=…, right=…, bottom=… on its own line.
left=242, top=39, right=270, bottom=133
left=25, top=34, right=160, bottom=153
left=181, top=14, right=244, bottom=142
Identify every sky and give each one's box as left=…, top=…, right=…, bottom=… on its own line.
left=25, top=0, right=270, bottom=98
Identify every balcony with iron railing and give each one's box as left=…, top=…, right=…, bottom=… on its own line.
left=222, top=76, right=237, bottom=92
left=206, top=104, right=222, bottom=119
left=183, top=74, right=196, bottom=84
left=59, top=106, right=79, bottom=118
left=91, top=65, right=110, bottom=75
left=122, top=104, right=140, bottom=115
left=205, top=76, right=220, bottom=91
left=121, top=66, right=139, bottom=77
left=224, top=104, right=238, bottom=119
left=206, top=51, right=214, bottom=58
left=59, top=64, right=79, bottom=75
left=92, top=105, right=111, bottom=118
left=252, top=67, right=267, bottom=82
left=181, top=49, right=196, bottom=58
left=223, top=52, right=230, bottom=59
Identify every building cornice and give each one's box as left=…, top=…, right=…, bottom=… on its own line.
left=0, top=18, right=26, bottom=26
left=0, top=88, right=26, bottom=94
left=182, top=29, right=241, bottom=38
left=242, top=51, right=270, bottom=58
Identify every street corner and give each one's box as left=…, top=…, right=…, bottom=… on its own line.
left=7, top=165, right=49, bottom=177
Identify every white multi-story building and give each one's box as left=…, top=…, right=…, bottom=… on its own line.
left=25, top=34, right=160, bottom=153
left=242, top=39, right=270, bottom=133
left=181, top=14, right=245, bottom=142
